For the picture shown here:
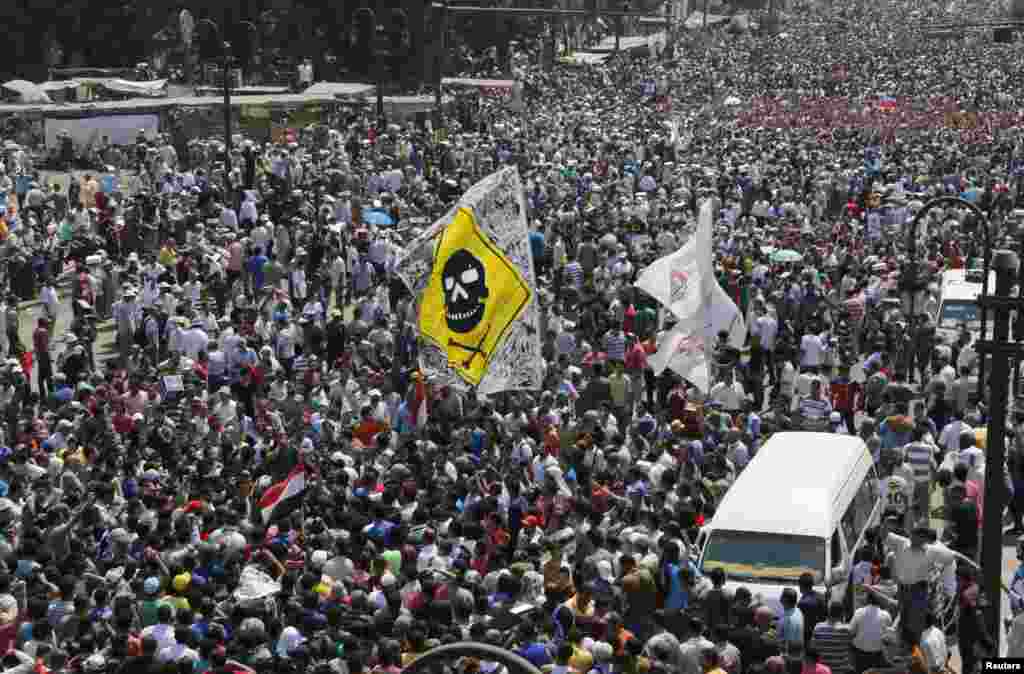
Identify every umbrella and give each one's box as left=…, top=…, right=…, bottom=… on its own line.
left=1, top=80, right=51, bottom=104
left=363, top=209, right=394, bottom=227
left=770, top=249, right=803, bottom=264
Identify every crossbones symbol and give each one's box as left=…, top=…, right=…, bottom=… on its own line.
left=449, top=324, right=492, bottom=369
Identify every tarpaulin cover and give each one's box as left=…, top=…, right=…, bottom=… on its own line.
left=99, top=79, right=168, bottom=97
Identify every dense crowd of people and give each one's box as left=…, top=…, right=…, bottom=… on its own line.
left=0, top=0, right=1022, bottom=672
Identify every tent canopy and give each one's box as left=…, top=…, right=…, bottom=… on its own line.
left=684, top=11, right=732, bottom=28
left=1, top=80, right=51, bottom=104
left=443, top=77, right=516, bottom=90
left=559, top=51, right=612, bottom=66
left=303, top=82, right=376, bottom=97
left=100, top=79, right=167, bottom=97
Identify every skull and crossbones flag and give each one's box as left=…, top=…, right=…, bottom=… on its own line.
left=395, top=167, right=542, bottom=393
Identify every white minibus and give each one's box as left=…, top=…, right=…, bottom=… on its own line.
left=696, top=432, right=881, bottom=618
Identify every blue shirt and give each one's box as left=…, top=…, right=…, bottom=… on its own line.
left=249, top=254, right=268, bottom=289
left=778, top=606, right=805, bottom=651
left=518, top=643, right=552, bottom=668
left=663, top=562, right=687, bottom=610
left=529, top=231, right=546, bottom=262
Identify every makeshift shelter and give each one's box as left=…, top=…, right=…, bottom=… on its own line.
left=1, top=80, right=51, bottom=104
left=302, top=82, right=376, bottom=98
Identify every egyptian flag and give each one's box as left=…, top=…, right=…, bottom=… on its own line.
left=411, top=373, right=428, bottom=430
left=259, top=465, right=307, bottom=524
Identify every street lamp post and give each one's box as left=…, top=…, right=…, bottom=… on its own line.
left=198, top=18, right=256, bottom=194
left=352, top=7, right=408, bottom=133
left=432, top=2, right=448, bottom=133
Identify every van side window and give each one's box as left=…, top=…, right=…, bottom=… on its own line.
left=843, top=467, right=879, bottom=548
left=831, top=530, right=842, bottom=568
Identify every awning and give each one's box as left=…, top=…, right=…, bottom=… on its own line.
left=1, top=80, right=51, bottom=104
left=442, top=77, right=516, bottom=90
left=304, top=81, right=376, bottom=97
left=590, top=33, right=661, bottom=52
left=38, top=80, right=80, bottom=92
left=684, top=11, right=731, bottom=28
left=99, top=79, right=167, bottom=97
left=559, top=51, right=612, bottom=66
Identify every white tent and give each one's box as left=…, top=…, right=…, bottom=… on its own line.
left=1, top=80, right=51, bottom=104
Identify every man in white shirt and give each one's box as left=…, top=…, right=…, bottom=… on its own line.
left=212, top=386, right=238, bottom=426
left=938, top=416, right=973, bottom=453
left=848, top=593, right=892, bottom=673
left=881, top=522, right=955, bottom=643
left=220, top=203, right=238, bottom=229
left=919, top=612, right=948, bottom=673
left=752, top=303, right=779, bottom=382
left=800, top=331, right=827, bottom=369
left=709, top=368, right=746, bottom=413
left=182, top=321, right=210, bottom=360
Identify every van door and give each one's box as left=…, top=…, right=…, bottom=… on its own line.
left=694, top=528, right=709, bottom=565
left=828, top=526, right=850, bottom=608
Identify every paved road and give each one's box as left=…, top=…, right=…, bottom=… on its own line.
left=15, top=284, right=116, bottom=381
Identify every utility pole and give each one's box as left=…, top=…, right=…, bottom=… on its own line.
left=197, top=16, right=256, bottom=193
left=433, top=2, right=447, bottom=132
left=976, top=249, right=1024, bottom=652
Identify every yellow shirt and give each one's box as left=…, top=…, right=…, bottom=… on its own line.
left=158, top=247, right=177, bottom=268
left=609, top=372, right=629, bottom=407
left=80, top=179, right=98, bottom=209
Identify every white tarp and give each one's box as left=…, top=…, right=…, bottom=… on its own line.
left=684, top=11, right=731, bottom=28
left=38, top=80, right=80, bottom=92
left=233, top=565, right=282, bottom=602
left=2, top=80, right=51, bottom=103
left=303, top=81, right=376, bottom=97
left=99, top=79, right=167, bottom=97
left=561, top=51, right=612, bottom=66
left=44, top=113, right=159, bottom=149
left=592, top=33, right=662, bottom=52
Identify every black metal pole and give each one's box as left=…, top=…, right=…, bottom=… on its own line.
left=223, top=40, right=232, bottom=194
left=434, top=2, right=446, bottom=132
left=376, top=51, right=386, bottom=131
left=981, top=249, right=1019, bottom=646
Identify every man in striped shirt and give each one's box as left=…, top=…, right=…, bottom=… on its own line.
left=798, top=378, right=833, bottom=425
left=811, top=603, right=854, bottom=674
left=903, top=425, right=938, bottom=521
left=605, top=327, right=627, bottom=364
left=563, top=254, right=584, bottom=293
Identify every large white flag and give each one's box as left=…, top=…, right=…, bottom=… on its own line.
left=648, top=277, right=747, bottom=391
left=706, top=277, right=747, bottom=350
left=648, top=327, right=712, bottom=392
left=639, top=200, right=747, bottom=392
left=634, top=199, right=715, bottom=322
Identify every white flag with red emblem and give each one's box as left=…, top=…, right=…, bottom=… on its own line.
left=635, top=199, right=714, bottom=324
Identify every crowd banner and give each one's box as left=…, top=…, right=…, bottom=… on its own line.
left=43, top=114, right=159, bottom=149
left=396, top=167, right=542, bottom=394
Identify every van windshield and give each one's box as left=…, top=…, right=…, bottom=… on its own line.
left=701, top=530, right=825, bottom=584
